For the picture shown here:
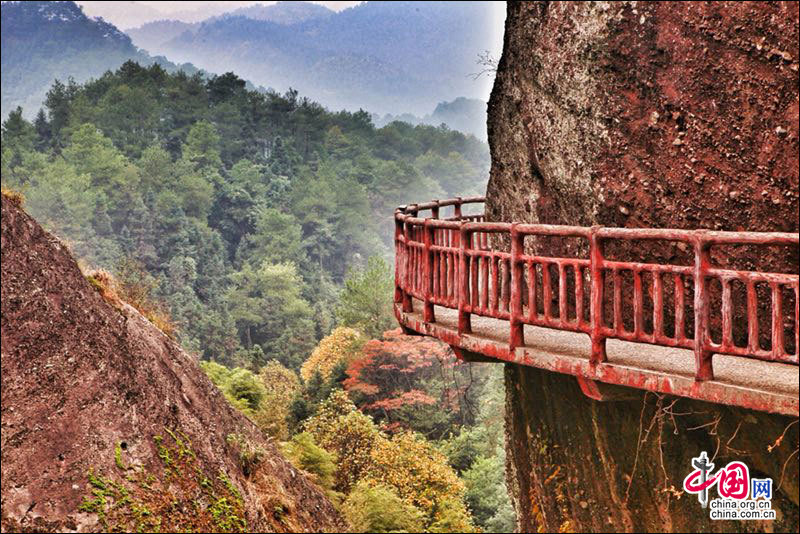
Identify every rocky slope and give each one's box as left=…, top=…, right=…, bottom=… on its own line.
left=0, top=193, right=345, bottom=532
left=487, top=2, right=798, bottom=532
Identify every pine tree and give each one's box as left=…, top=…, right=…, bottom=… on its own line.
left=127, top=196, right=158, bottom=269
left=33, top=109, right=52, bottom=150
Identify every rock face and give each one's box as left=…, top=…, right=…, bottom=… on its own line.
left=0, top=194, right=345, bottom=533
left=487, top=2, right=798, bottom=532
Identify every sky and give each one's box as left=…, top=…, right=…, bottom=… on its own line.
left=78, top=1, right=368, bottom=28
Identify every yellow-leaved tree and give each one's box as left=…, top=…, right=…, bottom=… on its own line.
left=255, top=360, right=301, bottom=440
left=300, top=326, right=362, bottom=382
left=366, top=432, right=474, bottom=531
left=304, top=390, right=477, bottom=532
left=304, top=390, right=380, bottom=493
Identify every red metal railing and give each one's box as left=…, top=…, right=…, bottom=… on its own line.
left=394, top=197, right=799, bottom=383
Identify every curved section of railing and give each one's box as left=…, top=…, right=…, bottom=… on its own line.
left=394, top=197, right=799, bottom=386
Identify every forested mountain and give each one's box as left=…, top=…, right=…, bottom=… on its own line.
left=1, top=63, right=488, bottom=370
left=132, top=1, right=497, bottom=115
left=0, top=1, right=198, bottom=117
left=1, top=63, right=507, bottom=531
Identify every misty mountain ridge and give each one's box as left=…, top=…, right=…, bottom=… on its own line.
left=127, top=1, right=497, bottom=116
left=0, top=0, right=200, bottom=117
left=3, top=0, right=492, bottom=138
left=374, top=97, right=488, bottom=140
left=127, top=2, right=335, bottom=52
left=224, top=1, right=334, bottom=24
left=125, top=2, right=335, bottom=50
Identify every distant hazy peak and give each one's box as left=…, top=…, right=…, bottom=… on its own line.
left=1, top=1, right=134, bottom=48
left=226, top=1, right=334, bottom=25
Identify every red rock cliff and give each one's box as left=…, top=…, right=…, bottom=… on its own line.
left=0, top=193, right=345, bottom=532
left=486, top=2, right=799, bottom=532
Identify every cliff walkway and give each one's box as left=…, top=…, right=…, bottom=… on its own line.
left=393, top=197, right=799, bottom=415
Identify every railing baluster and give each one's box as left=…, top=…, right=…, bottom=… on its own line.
left=528, top=261, right=537, bottom=322
left=446, top=252, right=456, bottom=303
left=448, top=251, right=455, bottom=305
left=721, top=278, right=732, bottom=348
left=471, top=251, right=479, bottom=308
left=441, top=251, right=446, bottom=303
left=633, top=269, right=643, bottom=337
left=411, top=241, right=416, bottom=294
left=481, top=252, right=489, bottom=312
left=433, top=249, right=440, bottom=300
left=575, top=264, right=584, bottom=326
left=674, top=273, right=685, bottom=342
left=439, top=250, right=446, bottom=302
left=747, top=280, right=759, bottom=354
left=613, top=268, right=622, bottom=332
left=653, top=270, right=663, bottom=340
left=445, top=251, right=450, bottom=302
left=795, top=283, right=799, bottom=359
left=510, top=224, right=524, bottom=350
left=458, top=226, right=471, bottom=334
left=423, top=220, right=435, bottom=322
left=502, top=258, right=511, bottom=312
left=452, top=251, right=459, bottom=305
left=772, top=283, right=784, bottom=360
left=543, top=262, right=552, bottom=322
left=394, top=210, right=404, bottom=305
left=490, top=254, right=499, bottom=313
left=402, top=219, right=413, bottom=312
left=559, top=262, right=567, bottom=323
left=445, top=250, right=450, bottom=302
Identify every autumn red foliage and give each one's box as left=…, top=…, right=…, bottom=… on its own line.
left=344, top=329, right=480, bottom=437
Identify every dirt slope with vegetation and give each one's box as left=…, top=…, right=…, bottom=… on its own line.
left=0, top=193, right=345, bottom=532
left=487, top=1, right=799, bottom=532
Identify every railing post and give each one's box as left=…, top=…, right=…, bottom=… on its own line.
left=430, top=201, right=440, bottom=248
left=423, top=219, right=435, bottom=323
left=509, top=224, right=524, bottom=351
left=394, top=209, right=404, bottom=304
left=694, top=233, right=713, bottom=381
left=458, top=224, right=472, bottom=335
left=402, top=205, right=417, bottom=313
left=589, top=227, right=607, bottom=364
left=453, top=198, right=462, bottom=247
